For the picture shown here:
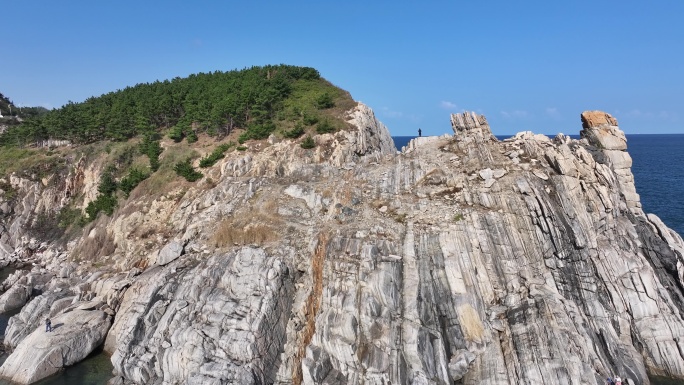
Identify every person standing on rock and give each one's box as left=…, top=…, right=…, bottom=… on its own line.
left=606, top=377, right=614, bottom=385
left=45, top=317, right=52, bottom=332
left=418, top=128, right=422, bottom=137
left=614, top=376, right=622, bottom=385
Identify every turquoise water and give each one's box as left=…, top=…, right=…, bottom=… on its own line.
left=0, top=350, right=113, bottom=385
left=651, top=375, right=684, bottom=385
left=32, top=350, right=113, bottom=385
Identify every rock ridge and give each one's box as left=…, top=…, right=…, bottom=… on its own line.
left=0, top=106, right=683, bottom=385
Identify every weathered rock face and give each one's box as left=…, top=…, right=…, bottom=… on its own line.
left=0, top=153, right=87, bottom=264
left=580, top=111, right=638, bottom=210
left=104, top=247, right=293, bottom=384
left=1, top=105, right=684, bottom=385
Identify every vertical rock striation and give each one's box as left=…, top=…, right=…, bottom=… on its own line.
left=1, top=106, right=684, bottom=385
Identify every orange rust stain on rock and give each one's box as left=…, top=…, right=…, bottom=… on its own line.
left=292, top=232, right=327, bottom=385
left=581, top=110, right=618, bottom=129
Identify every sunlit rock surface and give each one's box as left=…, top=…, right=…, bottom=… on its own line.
left=1, top=105, right=684, bottom=385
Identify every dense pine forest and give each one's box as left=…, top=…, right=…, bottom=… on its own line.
left=0, top=65, right=358, bottom=226
left=0, top=65, right=355, bottom=147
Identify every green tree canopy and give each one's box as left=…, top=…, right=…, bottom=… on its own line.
left=0, top=65, right=340, bottom=147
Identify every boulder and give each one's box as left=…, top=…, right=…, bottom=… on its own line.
left=3, top=290, right=76, bottom=349
left=156, top=240, right=184, bottom=266
left=0, top=309, right=112, bottom=384
left=580, top=110, right=619, bottom=129
left=0, top=283, right=31, bottom=313
left=580, top=111, right=626, bottom=150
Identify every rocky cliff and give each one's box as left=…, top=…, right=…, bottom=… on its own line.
left=0, top=104, right=683, bottom=385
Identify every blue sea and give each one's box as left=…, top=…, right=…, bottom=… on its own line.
left=393, top=134, right=684, bottom=238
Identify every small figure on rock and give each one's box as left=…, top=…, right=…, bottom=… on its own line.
left=45, top=318, right=52, bottom=332
left=606, top=377, right=614, bottom=385
left=418, top=128, right=422, bottom=137
left=614, top=376, right=622, bottom=385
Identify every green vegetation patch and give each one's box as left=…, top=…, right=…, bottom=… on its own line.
left=316, top=119, right=336, bottom=134
left=174, top=159, right=203, bottom=182
left=119, top=167, right=150, bottom=197
left=0, top=147, right=34, bottom=176
left=300, top=135, right=315, bottom=149
left=0, top=65, right=347, bottom=147
left=199, top=143, right=234, bottom=168
left=139, top=133, right=163, bottom=171
left=283, top=122, right=305, bottom=139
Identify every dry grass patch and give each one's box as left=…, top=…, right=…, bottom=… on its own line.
left=70, top=223, right=117, bottom=262
left=0, top=147, right=70, bottom=182
left=128, top=142, right=200, bottom=200
left=210, top=203, right=283, bottom=248
left=211, top=222, right=279, bottom=247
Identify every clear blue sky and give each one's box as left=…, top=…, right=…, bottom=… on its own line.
left=2, top=1, right=683, bottom=136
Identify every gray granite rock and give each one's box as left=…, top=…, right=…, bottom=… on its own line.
left=0, top=309, right=112, bottom=384
left=105, top=247, right=293, bottom=385
left=155, top=240, right=184, bottom=266
left=1, top=106, right=684, bottom=385
left=0, top=281, right=31, bottom=313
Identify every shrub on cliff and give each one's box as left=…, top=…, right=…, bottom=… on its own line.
left=97, top=169, right=118, bottom=195
left=139, top=133, right=163, bottom=172
left=85, top=169, right=119, bottom=221
left=283, top=123, right=305, bottom=139
left=300, top=135, right=315, bottom=149
left=174, top=159, right=203, bottom=182
left=303, top=113, right=319, bottom=126
left=85, top=194, right=117, bottom=220
left=316, top=119, right=336, bottom=134
left=119, top=168, right=149, bottom=197
left=186, top=130, right=198, bottom=143
left=238, top=121, right=276, bottom=143
left=316, top=92, right=334, bottom=109
left=168, top=126, right=185, bottom=142
left=199, top=143, right=233, bottom=168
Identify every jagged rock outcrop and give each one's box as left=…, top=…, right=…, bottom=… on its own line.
left=1, top=105, right=684, bottom=385
left=0, top=153, right=87, bottom=262
left=580, top=111, right=640, bottom=210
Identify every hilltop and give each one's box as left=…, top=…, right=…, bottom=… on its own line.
left=0, top=65, right=364, bottom=230
left=0, top=65, right=355, bottom=147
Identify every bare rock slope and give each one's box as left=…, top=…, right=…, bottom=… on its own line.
left=1, top=104, right=684, bottom=385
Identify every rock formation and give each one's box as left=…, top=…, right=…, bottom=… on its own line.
left=0, top=104, right=683, bottom=385
left=0, top=307, right=112, bottom=384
